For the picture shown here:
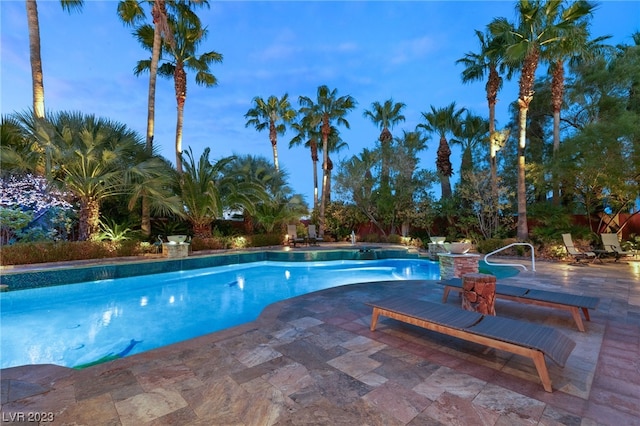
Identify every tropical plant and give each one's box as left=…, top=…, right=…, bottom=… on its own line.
left=179, top=147, right=266, bottom=238
left=26, top=0, right=83, bottom=119
left=134, top=6, right=222, bottom=173
left=546, top=19, right=610, bottom=204
left=222, top=154, right=291, bottom=233
left=120, top=0, right=205, bottom=235
left=289, top=115, right=322, bottom=210
left=8, top=111, right=181, bottom=241
left=252, top=192, right=307, bottom=233
left=363, top=99, right=406, bottom=193
left=119, top=0, right=177, bottom=150
left=489, top=0, right=595, bottom=239
left=298, top=85, right=356, bottom=235
left=96, top=218, right=135, bottom=242
left=245, top=94, right=297, bottom=172
left=452, top=112, right=489, bottom=190
left=419, top=102, right=465, bottom=199
left=456, top=29, right=511, bottom=200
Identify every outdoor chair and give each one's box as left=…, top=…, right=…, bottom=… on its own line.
left=367, top=296, right=576, bottom=392
left=307, top=224, right=323, bottom=245
left=600, top=233, right=633, bottom=262
left=287, top=224, right=305, bottom=247
left=561, top=233, right=596, bottom=264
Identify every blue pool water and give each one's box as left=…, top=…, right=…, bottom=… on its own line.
left=0, top=258, right=440, bottom=369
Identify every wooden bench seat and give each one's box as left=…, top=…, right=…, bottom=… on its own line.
left=441, top=278, right=599, bottom=332
left=367, top=296, right=576, bottom=392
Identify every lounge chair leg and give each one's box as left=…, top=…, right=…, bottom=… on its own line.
left=581, top=307, right=591, bottom=321
left=370, top=308, right=380, bottom=331
left=442, top=287, right=451, bottom=303
left=570, top=307, right=586, bottom=332
left=531, top=351, right=553, bottom=393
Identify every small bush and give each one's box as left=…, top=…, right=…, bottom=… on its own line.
left=475, top=238, right=506, bottom=254
left=362, top=233, right=382, bottom=243
left=249, top=233, right=283, bottom=247
left=0, top=240, right=147, bottom=266
left=190, top=237, right=228, bottom=251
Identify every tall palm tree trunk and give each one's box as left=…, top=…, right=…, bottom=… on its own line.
left=551, top=61, right=564, bottom=205
left=174, top=63, right=187, bottom=174
left=79, top=197, right=100, bottom=241
left=319, top=116, right=330, bottom=235
left=26, top=0, right=45, bottom=119
left=436, top=136, right=453, bottom=198
left=487, top=66, right=500, bottom=199
left=269, top=120, right=279, bottom=172
left=515, top=49, right=539, bottom=240
left=311, top=139, right=319, bottom=211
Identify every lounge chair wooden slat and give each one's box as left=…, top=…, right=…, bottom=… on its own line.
left=468, top=315, right=576, bottom=367
left=441, top=278, right=599, bottom=332
left=367, top=298, right=575, bottom=392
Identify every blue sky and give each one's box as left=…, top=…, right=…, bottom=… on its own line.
left=1, top=1, right=638, bottom=205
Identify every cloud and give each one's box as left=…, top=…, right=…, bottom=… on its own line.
left=390, top=36, right=437, bottom=65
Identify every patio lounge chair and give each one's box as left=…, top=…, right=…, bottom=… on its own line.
left=287, top=224, right=305, bottom=247
left=600, top=233, right=633, bottom=262
left=441, top=278, right=599, bottom=332
left=367, top=296, right=576, bottom=392
left=562, top=233, right=596, bottom=264
left=307, top=224, right=323, bottom=245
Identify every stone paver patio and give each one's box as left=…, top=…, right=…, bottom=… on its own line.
left=1, top=254, right=639, bottom=425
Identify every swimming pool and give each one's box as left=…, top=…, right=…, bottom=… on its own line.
left=0, top=258, right=440, bottom=369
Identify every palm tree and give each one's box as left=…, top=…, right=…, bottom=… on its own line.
left=452, top=112, right=489, bottom=190
left=363, top=99, right=406, bottom=194
left=547, top=18, right=609, bottom=204
left=419, top=102, right=465, bottom=199
left=119, top=1, right=208, bottom=151
left=120, top=0, right=204, bottom=236
left=134, top=7, right=222, bottom=174
left=179, top=148, right=264, bottom=238
left=456, top=29, right=511, bottom=198
left=489, top=0, right=595, bottom=239
left=222, top=153, right=285, bottom=233
left=244, top=94, right=297, bottom=172
left=324, top=126, right=349, bottom=206
left=289, top=115, right=322, bottom=211
left=26, top=0, right=84, bottom=119
left=11, top=111, right=180, bottom=241
left=298, top=86, right=356, bottom=235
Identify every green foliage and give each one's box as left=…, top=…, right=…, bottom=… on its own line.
left=95, top=218, right=135, bottom=242
left=248, top=233, right=283, bottom=247
left=475, top=238, right=507, bottom=254
left=324, top=201, right=367, bottom=241
left=152, top=220, right=190, bottom=240
left=0, top=240, right=145, bottom=266
left=0, top=207, right=33, bottom=244
left=528, top=203, right=573, bottom=243
left=189, top=237, right=228, bottom=251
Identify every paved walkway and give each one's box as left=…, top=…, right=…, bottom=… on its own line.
left=2, top=257, right=639, bottom=425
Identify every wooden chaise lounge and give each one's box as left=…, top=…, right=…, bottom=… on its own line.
left=367, top=296, right=576, bottom=392
left=441, top=278, right=599, bottom=332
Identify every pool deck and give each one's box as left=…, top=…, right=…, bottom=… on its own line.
left=1, top=248, right=639, bottom=425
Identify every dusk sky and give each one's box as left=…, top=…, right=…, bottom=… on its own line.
left=2, top=1, right=638, bottom=204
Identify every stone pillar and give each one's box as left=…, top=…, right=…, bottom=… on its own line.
left=162, top=243, right=190, bottom=258
left=428, top=243, right=447, bottom=261
left=437, top=253, right=480, bottom=280
left=461, top=273, right=496, bottom=315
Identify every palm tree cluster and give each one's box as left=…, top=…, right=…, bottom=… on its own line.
left=3, top=0, right=639, bottom=247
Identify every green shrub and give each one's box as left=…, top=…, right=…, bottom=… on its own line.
left=190, top=237, right=228, bottom=251
left=0, top=241, right=143, bottom=266
left=475, top=238, right=506, bottom=254
left=362, top=233, right=382, bottom=243
left=249, top=233, right=283, bottom=247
